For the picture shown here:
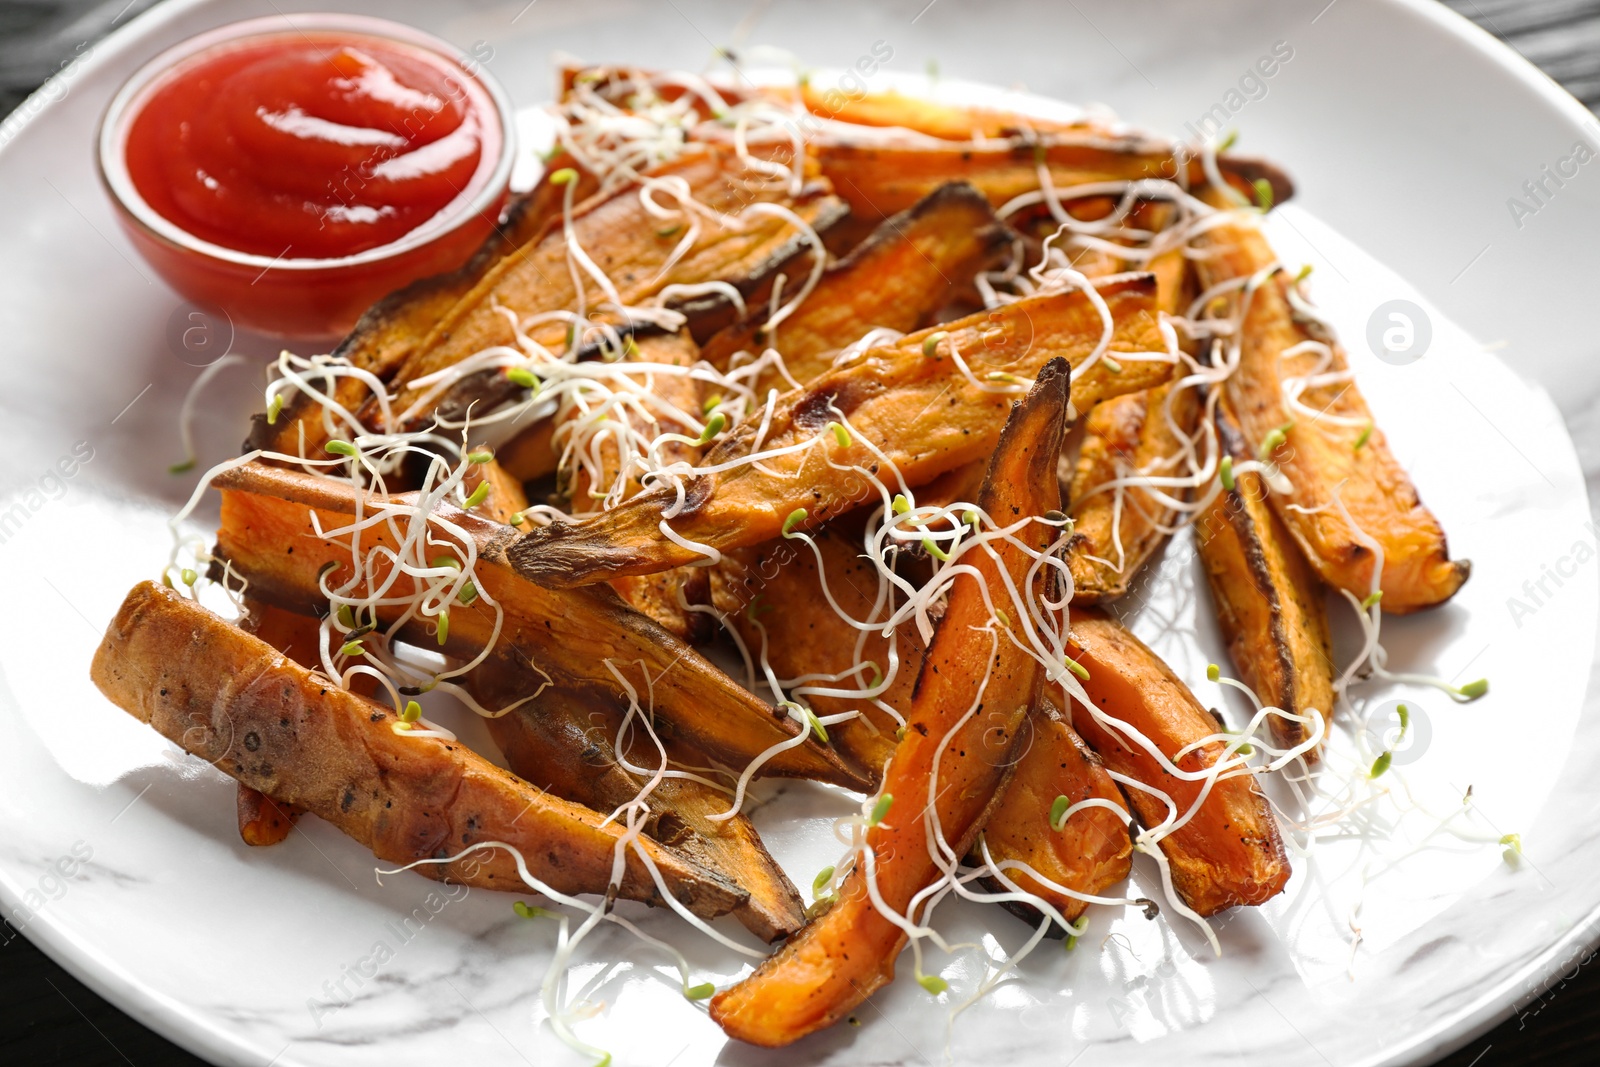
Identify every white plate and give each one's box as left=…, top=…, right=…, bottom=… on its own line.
left=2, top=2, right=1597, bottom=1066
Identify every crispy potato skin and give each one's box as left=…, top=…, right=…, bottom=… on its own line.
left=90, top=583, right=744, bottom=916
left=511, top=277, right=1169, bottom=588
left=469, top=661, right=805, bottom=942
left=980, top=718, right=1132, bottom=926
left=710, top=359, right=1072, bottom=1047
left=700, top=182, right=1009, bottom=390
left=1195, top=403, right=1336, bottom=757
left=1067, top=379, right=1200, bottom=602
left=1194, top=194, right=1467, bottom=612
left=209, top=463, right=869, bottom=793
left=232, top=599, right=328, bottom=845
left=1065, top=611, right=1290, bottom=916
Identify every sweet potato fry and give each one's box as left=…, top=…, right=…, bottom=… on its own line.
left=1064, top=610, right=1289, bottom=916
left=380, top=147, right=846, bottom=430
left=91, top=582, right=744, bottom=916
left=978, top=718, right=1132, bottom=927
left=1193, top=191, right=1468, bottom=612
left=813, top=133, right=1294, bottom=221
left=235, top=785, right=300, bottom=848
left=232, top=598, right=327, bottom=846
left=249, top=158, right=595, bottom=459
left=497, top=416, right=560, bottom=484
left=510, top=276, right=1169, bottom=588
left=1067, top=378, right=1200, bottom=602
left=699, top=182, right=1009, bottom=390
left=209, top=462, right=869, bottom=793
left=1194, top=402, right=1335, bottom=758
left=798, top=84, right=1097, bottom=141
left=710, top=520, right=922, bottom=780
left=710, top=359, right=1072, bottom=1047
left=468, top=659, right=805, bottom=942
left=712, top=524, right=1133, bottom=925
left=563, top=331, right=714, bottom=642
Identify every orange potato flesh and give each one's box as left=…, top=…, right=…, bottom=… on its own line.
left=978, top=717, right=1132, bottom=925
left=711, top=359, right=1071, bottom=1047
left=711, top=521, right=923, bottom=782
left=1067, top=379, right=1200, bottom=602
left=1065, top=610, right=1290, bottom=916
left=699, top=181, right=1009, bottom=392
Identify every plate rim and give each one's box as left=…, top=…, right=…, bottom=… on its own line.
left=2, top=1, right=1597, bottom=1065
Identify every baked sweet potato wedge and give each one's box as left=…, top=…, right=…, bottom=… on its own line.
left=563, top=331, right=713, bottom=642
left=91, top=582, right=744, bottom=916
left=812, top=133, right=1293, bottom=221
left=711, top=520, right=1134, bottom=929
left=249, top=158, right=596, bottom=459
left=1194, top=402, right=1335, bottom=758
left=510, top=276, right=1170, bottom=588
left=710, top=520, right=923, bottom=781
left=468, top=658, right=805, bottom=942
left=232, top=598, right=328, bottom=846
left=798, top=84, right=1096, bottom=141
left=978, top=718, right=1132, bottom=927
left=699, top=182, right=1009, bottom=390
left=1067, top=378, right=1200, bottom=602
left=209, top=463, right=868, bottom=792
left=1065, top=610, right=1289, bottom=916
left=710, top=359, right=1072, bottom=1047
left=1193, top=191, right=1468, bottom=612
left=380, top=147, right=847, bottom=430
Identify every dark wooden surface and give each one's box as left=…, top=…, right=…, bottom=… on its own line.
left=2, top=1, right=1598, bottom=1064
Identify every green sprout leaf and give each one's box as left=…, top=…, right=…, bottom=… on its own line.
left=697, top=411, right=727, bottom=444
left=1049, top=794, right=1070, bottom=831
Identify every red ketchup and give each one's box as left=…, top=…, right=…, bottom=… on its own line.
left=104, top=23, right=510, bottom=338
left=127, top=36, right=487, bottom=259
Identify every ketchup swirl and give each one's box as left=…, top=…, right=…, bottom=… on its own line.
left=125, top=34, right=489, bottom=259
